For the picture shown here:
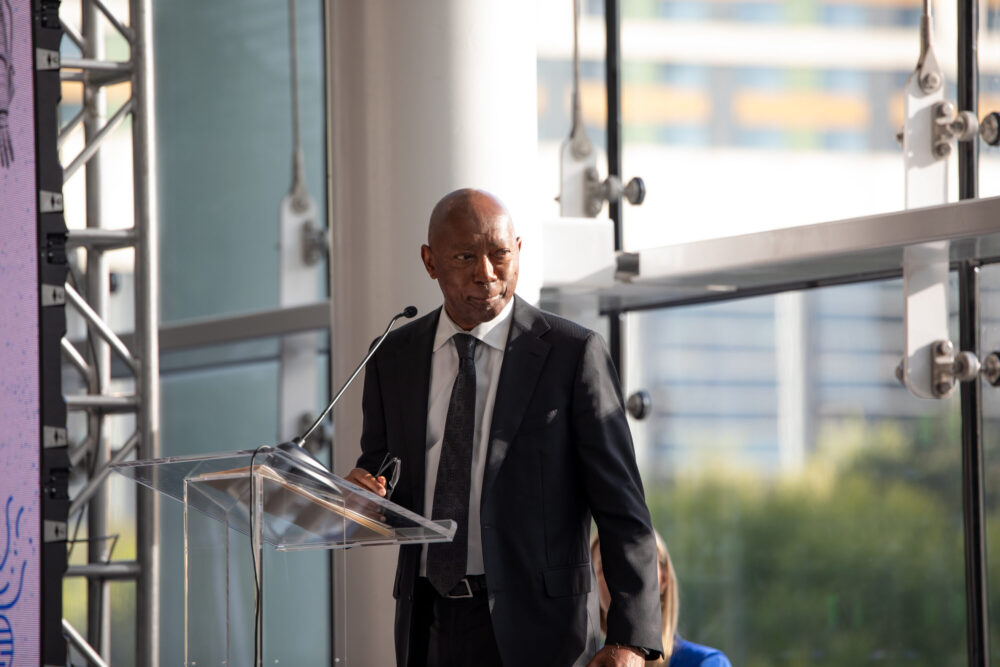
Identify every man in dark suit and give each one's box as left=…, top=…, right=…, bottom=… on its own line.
left=346, top=189, right=662, bottom=666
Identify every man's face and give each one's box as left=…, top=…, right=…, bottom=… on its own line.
left=421, top=205, right=521, bottom=331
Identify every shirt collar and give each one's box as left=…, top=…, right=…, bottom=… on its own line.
left=433, top=297, right=515, bottom=353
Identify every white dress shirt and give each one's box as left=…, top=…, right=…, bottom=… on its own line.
left=420, top=298, right=514, bottom=577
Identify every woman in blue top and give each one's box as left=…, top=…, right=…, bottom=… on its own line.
left=591, top=531, right=733, bottom=667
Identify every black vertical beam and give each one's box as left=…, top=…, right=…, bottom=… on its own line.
left=958, top=0, right=988, bottom=662
left=958, top=0, right=978, bottom=202
left=605, top=0, right=625, bottom=375
left=960, top=263, right=988, bottom=667
left=321, top=0, right=337, bottom=659
left=605, top=0, right=623, bottom=248
left=34, top=1, right=70, bottom=664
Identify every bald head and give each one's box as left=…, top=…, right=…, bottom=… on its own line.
left=427, top=188, right=514, bottom=246
left=420, top=188, right=521, bottom=330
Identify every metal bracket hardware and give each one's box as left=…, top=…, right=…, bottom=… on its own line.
left=899, top=3, right=952, bottom=400
left=978, top=111, right=1000, bottom=147
left=36, top=48, right=60, bottom=70
left=44, top=426, right=68, bottom=448
left=557, top=0, right=645, bottom=219
left=626, top=390, right=652, bottom=420
left=983, top=352, right=1000, bottom=386
left=39, top=190, right=63, bottom=213
left=44, top=520, right=67, bottom=543
left=301, top=219, right=330, bottom=266
left=583, top=167, right=646, bottom=217
left=41, top=283, right=65, bottom=306
left=558, top=117, right=600, bottom=217
left=898, top=339, right=985, bottom=398
left=929, top=339, right=979, bottom=398
left=930, top=101, right=979, bottom=159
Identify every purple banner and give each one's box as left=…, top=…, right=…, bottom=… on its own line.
left=0, top=0, right=41, bottom=663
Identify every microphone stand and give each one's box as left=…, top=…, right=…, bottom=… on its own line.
left=247, top=305, right=416, bottom=667
left=272, top=306, right=418, bottom=486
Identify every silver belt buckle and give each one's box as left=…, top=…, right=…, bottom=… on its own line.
left=446, top=578, right=474, bottom=599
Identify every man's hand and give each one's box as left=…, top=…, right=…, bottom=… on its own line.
left=586, top=644, right=646, bottom=667
left=345, top=467, right=387, bottom=496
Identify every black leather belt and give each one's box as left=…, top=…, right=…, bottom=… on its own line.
left=441, top=575, right=488, bottom=599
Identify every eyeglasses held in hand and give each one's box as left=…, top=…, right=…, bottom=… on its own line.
left=375, top=453, right=402, bottom=500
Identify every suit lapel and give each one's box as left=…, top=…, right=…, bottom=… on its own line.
left=482, top=296, right=551, bottom=503
left=393, top=308, right=439, bottom=515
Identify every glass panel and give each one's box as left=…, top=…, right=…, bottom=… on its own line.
left=980, top=0, right=1000, bottom=199
left=536, top=1, right=959, bottom=249
left=616, top=0, right=959, bottom=248
left=113, top=448, right=455, bottom=550
left=627, top=278, right=967, bottom=664
left=155, top=0, right=328, bottom=322
left=977, top=263, right=1000, bottom=663
left=159, top=354, right=332, bottom=664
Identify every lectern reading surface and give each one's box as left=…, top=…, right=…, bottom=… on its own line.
left=113, top=446, right=454, bottom=549
left=112, top=446, right=454, bottom=665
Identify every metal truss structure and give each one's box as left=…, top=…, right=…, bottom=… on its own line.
left=57, top=0, right=160, bottom=663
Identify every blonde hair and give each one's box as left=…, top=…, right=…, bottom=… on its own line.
left=591, top=530, right=679, bottom=664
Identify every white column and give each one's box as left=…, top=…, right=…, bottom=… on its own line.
left=775, top=292, right=807, bottom=474
left=326, top=2, right=538, bottom=664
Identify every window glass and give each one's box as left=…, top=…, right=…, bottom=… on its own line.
left=976, top=263, right=1000, bottom=662
left=980, top=0, right=1000, bottom=198
left=59, top=0, right=331, bottom=657
left=159, top=352, right=331, bottom=665
left=627, top=278, right=967, bottom=664
left=155, top=0, right=328, bottom=322
left=536, top=0, right=960, bottom=250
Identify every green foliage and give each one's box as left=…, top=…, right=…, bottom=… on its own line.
left=647, top=415, right=975, bottom=666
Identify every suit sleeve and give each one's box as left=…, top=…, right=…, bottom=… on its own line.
left=572, top=332, right=664, bottom=658
left=356, top=351, right=390, bottom=474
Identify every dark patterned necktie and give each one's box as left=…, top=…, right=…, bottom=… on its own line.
left=427, top=333, right=478, bottom=596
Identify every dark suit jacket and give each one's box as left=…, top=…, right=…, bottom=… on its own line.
left=357, top=296, right=663, bottom=666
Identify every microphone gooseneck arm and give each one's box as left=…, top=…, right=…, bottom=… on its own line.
left=292, top=306, right=417, bottom=447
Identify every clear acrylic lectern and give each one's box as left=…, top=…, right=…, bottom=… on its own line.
left=112, top=446, right=455, bottom=666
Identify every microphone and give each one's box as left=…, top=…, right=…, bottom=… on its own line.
left=274, top=306, right=418, bottom=483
